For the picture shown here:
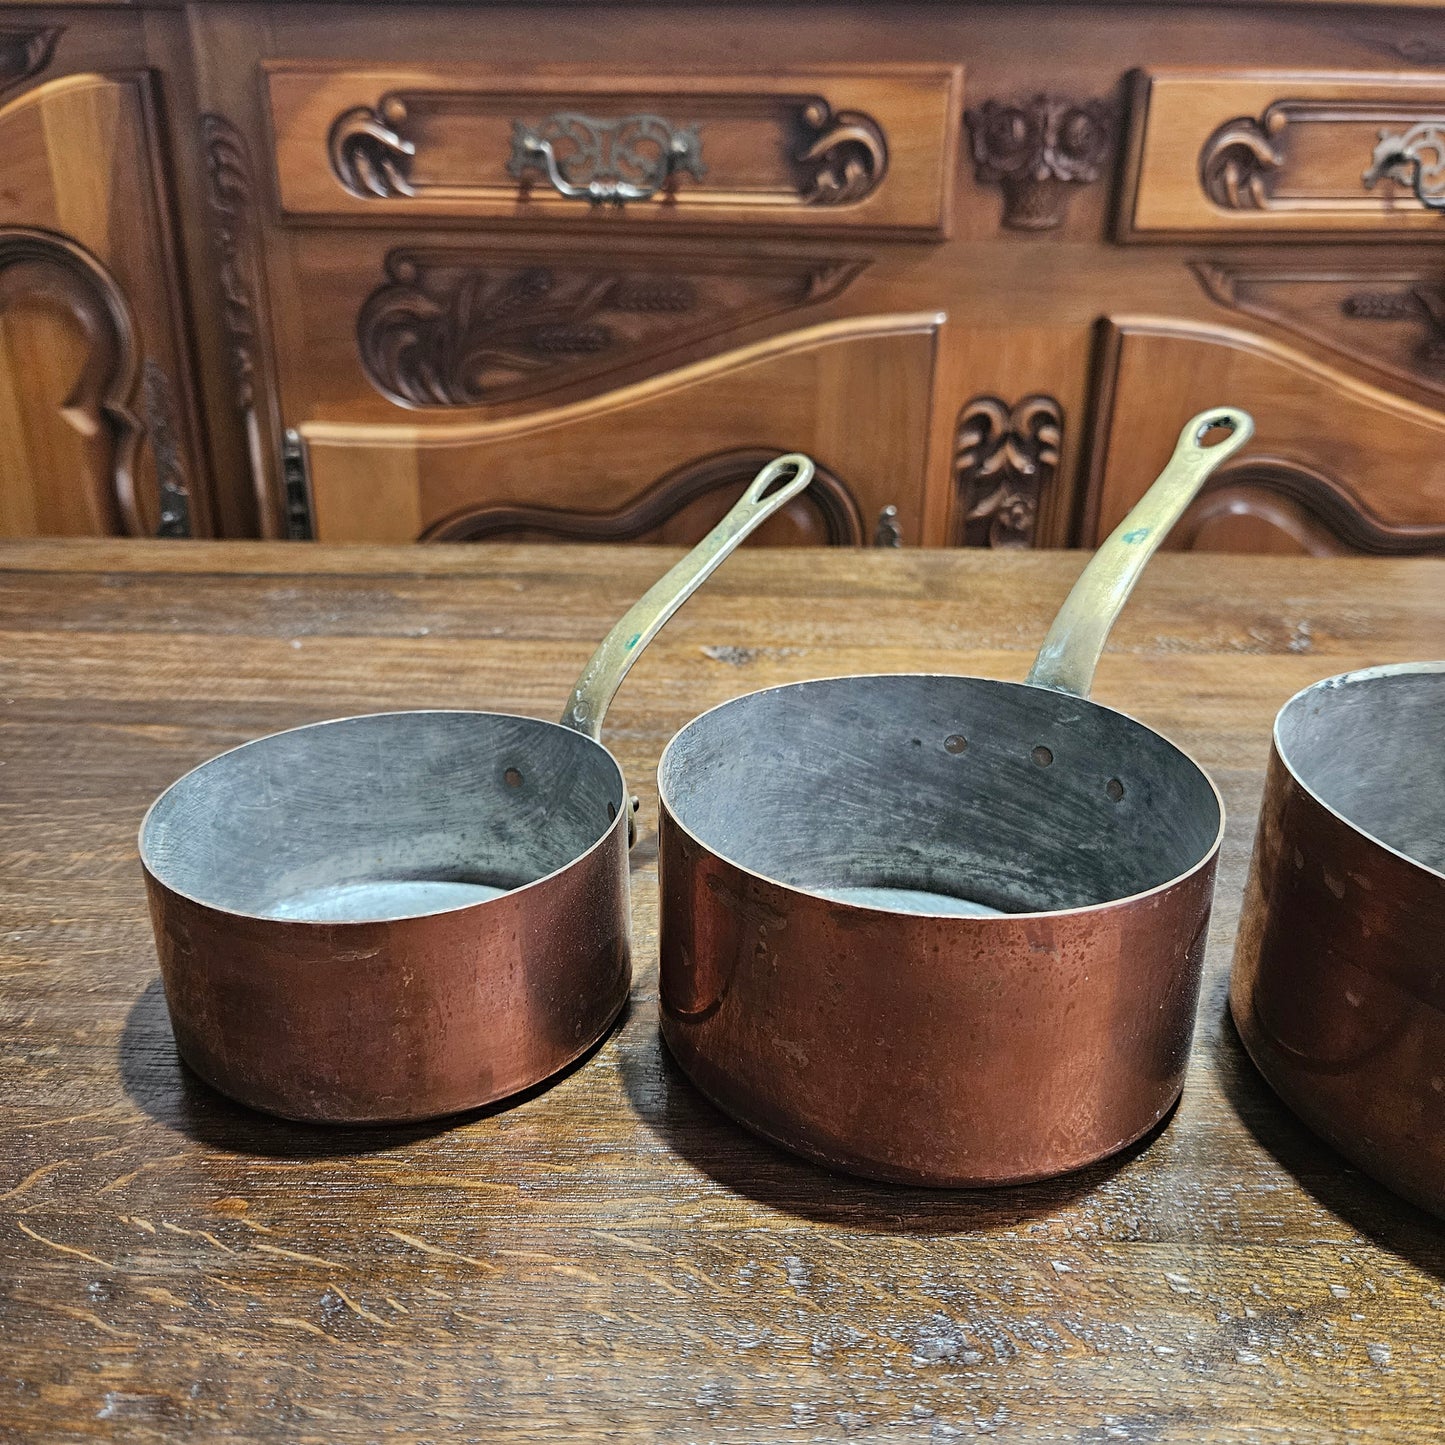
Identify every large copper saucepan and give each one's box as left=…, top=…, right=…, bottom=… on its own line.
left=657, top=409, right=1253, bottom=1186
left=139, top=455, right=815, bottom=1123
left=1230, top=662, right=1445, bottom=1218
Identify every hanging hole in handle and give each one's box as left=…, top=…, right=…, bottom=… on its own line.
left=1195, top=415, right=1238, bottom=448
left=751, top=455, right=807, bottom=505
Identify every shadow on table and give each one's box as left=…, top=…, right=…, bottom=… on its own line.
left=1213, top=1002, right=1445, bottom=1279
left=119, top=976, right=625, bottom=1160
left=618, top=1026, right=1166, bottom=1233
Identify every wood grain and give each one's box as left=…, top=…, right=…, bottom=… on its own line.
left=1, top=540, right=1442, bottom=1443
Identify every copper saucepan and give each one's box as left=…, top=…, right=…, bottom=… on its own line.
left=1230, top=662, right=1445, bottom=1218
left=139, top=455, right=816, bottom=1123
left=657, top=409, right=1253, bottom=1186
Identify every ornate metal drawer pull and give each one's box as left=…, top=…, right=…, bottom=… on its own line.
left=1362, top=122, right=1445, bottom=213
left=507, top=112, right=704, bottom=207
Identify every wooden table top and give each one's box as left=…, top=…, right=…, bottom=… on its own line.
left=2, top=540, right=1443, bottom=1444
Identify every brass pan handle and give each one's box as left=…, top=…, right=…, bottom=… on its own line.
left=561, top=453, right=816, bottom=740
left=1026, top=406, right=1254, bottom=698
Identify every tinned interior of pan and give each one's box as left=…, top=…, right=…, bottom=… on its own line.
left=1277, top=665, right=1445, bottom=876
left=660, top=675, right=1222, bottom=916
left=140, top=711, right=626, bottom=923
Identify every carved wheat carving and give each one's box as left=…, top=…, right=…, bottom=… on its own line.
left=953, top=394, right=1061, bottom=547
left=358, top=251, right=864, bottom=408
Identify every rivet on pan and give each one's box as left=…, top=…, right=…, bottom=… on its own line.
left=1031, top=745, right=1054, bottom=767
left=944, top=734, right=968, bottom=754
left=504, top=767, right=524, bottom=788
left=1105, top=778, right=1125, bottom=802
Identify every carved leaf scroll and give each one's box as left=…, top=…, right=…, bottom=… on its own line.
left=358, top=250, right=865, bottom=408
left=953, top=394, right=1061, bottom=547
left=1199, top=113, right=1287, bottom=210
left=329, top=98, right=416, bottom=199
left=796, top=100, right=888, bottom=205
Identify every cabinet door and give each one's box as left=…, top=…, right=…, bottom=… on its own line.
left=1085, top=318, right=1445, bottom=556
left=297, top=312, right=942, bottom=546
left=0, top=72, right=207, bottom=537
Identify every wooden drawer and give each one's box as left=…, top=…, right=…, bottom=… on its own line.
left=1085, top=318, right=1445, bottom=555
left=1120, top=70, right=1445, bottom=239
left=265, top=64, right=962, bottom=237
left=294, top=312, right=942, bottom=545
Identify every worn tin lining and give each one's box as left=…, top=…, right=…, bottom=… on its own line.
left=140, top=710, right=627, bottom=923
left=660, top=673, right=1223, bottom=919
left=1274, top=661, right=1445, bottom=880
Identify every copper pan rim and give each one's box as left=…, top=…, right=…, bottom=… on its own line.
left=658, top=671, right=1225, bottom=924
left=138, top=707, right=629, bottom=926
left=1272, top=660, right=1445, bottom=885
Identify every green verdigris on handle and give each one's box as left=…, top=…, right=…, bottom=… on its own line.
left=1026, top=407, right=1254, bottom=699
left=560, top=453, right=817, bottom=741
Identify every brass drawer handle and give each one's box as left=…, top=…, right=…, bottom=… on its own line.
left=507, top=112, right=705, bottom=207
left=1363, top=122, right=1445, bottom=213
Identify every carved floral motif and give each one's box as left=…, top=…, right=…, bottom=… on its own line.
left=965, top=96, right=1115, bottom=229
left=953, top=395, right=1061, bottom=547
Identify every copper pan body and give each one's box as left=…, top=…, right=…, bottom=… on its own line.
left=658, top=674, right=1222, bottom=1185
left=655, top=407, right=1253, bottom=1186
left=141, top=711, right=630, bottom=1122
left=137, top=455, right=819, bottom=1124
left=1230, top=663, right=1445, bottom=1218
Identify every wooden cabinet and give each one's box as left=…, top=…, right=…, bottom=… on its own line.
left=4, top=3, right=1445, bottom=556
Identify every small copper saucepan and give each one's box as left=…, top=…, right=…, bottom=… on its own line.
left=139, top=455, right=816, bottom=1123
left=1230, top=662, right=1445, bottom=1218
left=657, top=409, right=1253, bottom=1186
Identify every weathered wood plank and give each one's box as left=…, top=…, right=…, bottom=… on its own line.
left=1, top=542, right=1441, bottom=1444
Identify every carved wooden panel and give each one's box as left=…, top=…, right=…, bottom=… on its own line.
left=425, top=449, right=864, bottom=546
left=266, top=65, right=962, bottom=236
left=965, top=96, right=1116, bottom=231
left=0, top=74, right=206, bottom=536
left=1121, top=70, right=1445, bottom=237
left=1086, top=318, right=1445, bottom=556
left=298, top=312, right=941, bottom=545
left=1194, top=260, right=1445, bottom=402
left=952, top=395, right=1061, bottom=546
left=0, top=26, right=61, bottom=98
left=201, top=114, right=287, bottom=537
left=358, top=249, right=865, bottom=408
